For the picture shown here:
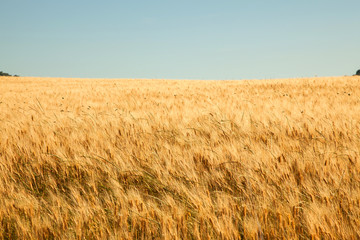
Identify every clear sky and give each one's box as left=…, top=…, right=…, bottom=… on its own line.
left=1, top=0, right=359, bottom=79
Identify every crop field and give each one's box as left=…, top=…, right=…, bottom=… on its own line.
left=0, top=76, right=360, bottom=239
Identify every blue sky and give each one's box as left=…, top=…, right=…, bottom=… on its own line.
left=1, top=0, right=359, bottom=79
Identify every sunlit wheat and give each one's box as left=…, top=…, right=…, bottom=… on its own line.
left=0, top=76, right=360, bottom=239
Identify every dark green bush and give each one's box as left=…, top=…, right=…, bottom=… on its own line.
left=0, top=71, right=11, bottom=76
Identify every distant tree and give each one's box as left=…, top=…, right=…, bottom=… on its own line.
left=0, top=71, right=11, bottom=76
left=0, top=70, right=19, bottom=76
left=356, top=69, right=360, bottom=76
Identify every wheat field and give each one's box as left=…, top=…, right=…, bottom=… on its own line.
left=0, top=76, right=360, bottom=239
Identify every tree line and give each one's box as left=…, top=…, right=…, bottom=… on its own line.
left=1, top=69, right=359, bottom=77
left=0, top=70, right=19, bottom=77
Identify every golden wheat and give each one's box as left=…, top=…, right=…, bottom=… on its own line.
left=0, top=76, right=360, bottom=239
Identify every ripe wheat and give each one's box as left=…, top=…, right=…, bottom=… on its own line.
left=0, top=76, right=360, bottom=239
